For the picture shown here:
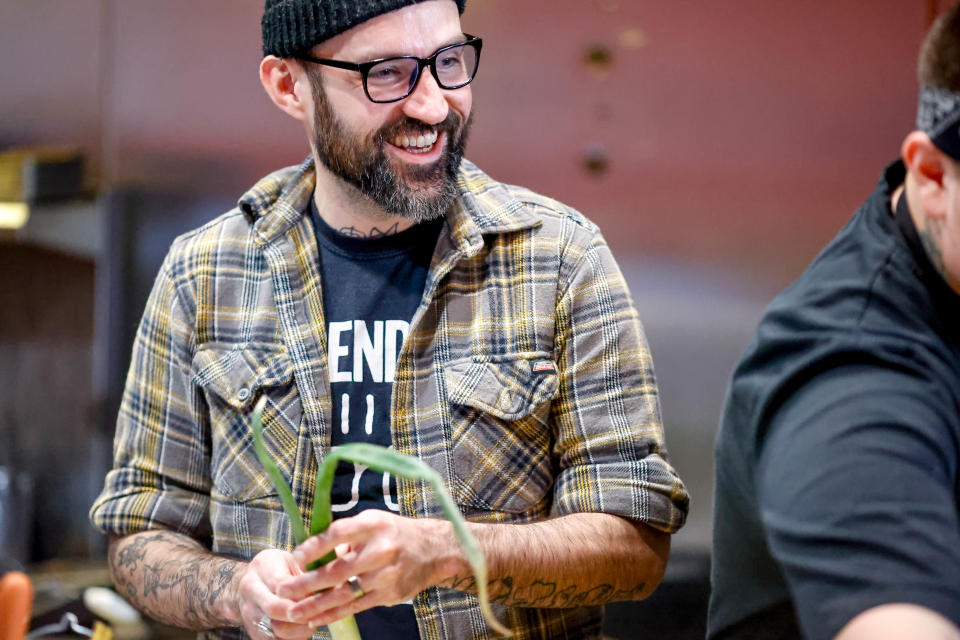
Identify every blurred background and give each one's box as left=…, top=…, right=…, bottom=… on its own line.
left=0, top=0, right=951, bottom=638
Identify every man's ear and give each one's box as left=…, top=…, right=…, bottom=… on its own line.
left=259, top=55, right=311, bottom=122
left=902, top=131, right=949, bottom=221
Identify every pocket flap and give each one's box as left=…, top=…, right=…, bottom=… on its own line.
left=192, top=344, right=294, bottom=411
left=444, top=355, right=559, bottom=420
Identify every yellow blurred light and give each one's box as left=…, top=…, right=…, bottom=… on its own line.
left=0, top=202, right=29, bottom=229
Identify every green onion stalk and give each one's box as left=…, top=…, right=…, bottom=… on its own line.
left=251, top=396, right=511, bottom=639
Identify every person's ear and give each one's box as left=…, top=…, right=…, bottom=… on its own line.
left=902, top=131, right=949, bottom=221
left=259, top=56, right=311, bottom=122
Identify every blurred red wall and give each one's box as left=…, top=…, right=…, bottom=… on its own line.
left=0, top=1, right=946, bottom=287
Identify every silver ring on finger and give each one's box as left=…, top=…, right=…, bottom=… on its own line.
left=347, top=575, right=365, bottom=599
left=256, top=614, right=275, bottom=638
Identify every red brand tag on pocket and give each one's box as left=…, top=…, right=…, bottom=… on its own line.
left=532, top=360, right=556, bottom=373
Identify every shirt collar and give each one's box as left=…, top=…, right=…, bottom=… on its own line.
left=883, top=159, right=960, bottom=340
left=444, top=158, right=542, bottom=257
left=238, top=156, right=541, bottom=250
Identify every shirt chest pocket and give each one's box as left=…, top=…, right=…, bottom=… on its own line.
left=444, top=355, right=559, bottom=515
left=192, top=344, right=302, bottom=502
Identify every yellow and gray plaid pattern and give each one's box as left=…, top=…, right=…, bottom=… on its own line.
left=91, top=157, right=689, bottom=640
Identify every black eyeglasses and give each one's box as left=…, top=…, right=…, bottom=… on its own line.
left=297, top=35, right=482, bottom=104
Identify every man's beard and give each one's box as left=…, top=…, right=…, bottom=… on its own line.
left=310, top=80, right=472, bottom=223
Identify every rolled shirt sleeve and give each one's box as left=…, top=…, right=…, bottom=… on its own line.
left=549, top=229, right=689, bottom=533
left=90, top=250, right=213, bottom=543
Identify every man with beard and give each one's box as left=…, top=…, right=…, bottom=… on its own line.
left=708, top=5, right=960, bottom=640
left=90, top=1, right=689, bottom=639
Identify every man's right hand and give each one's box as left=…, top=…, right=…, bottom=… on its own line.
left=238, top=549, right=317, bottom=640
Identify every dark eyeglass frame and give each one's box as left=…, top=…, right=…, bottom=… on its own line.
left=296, top=34, right=482, bottom=104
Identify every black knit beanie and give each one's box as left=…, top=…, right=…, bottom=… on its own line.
left=262, top=0, right=468, bottom=58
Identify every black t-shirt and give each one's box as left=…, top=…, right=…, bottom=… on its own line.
left=311, top=199, right=443, bottom=639
left=709, top=162, right=960, bottom=640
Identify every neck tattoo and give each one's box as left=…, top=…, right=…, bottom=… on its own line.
left=336, top=223, right=403, bottom=239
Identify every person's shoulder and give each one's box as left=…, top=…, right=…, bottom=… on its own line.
left=153, top=207, right=249, bottom=287
left=735, top=169, right=913, bottom=369
left=168, top=207, right=249, bottom=252
left=458, top=159, right=599, bottom=234
left=721, top=166, right=924, bottom=443
left=164, top=161, right=310, bottom=275
left=766, top=163, right=907, bottom=327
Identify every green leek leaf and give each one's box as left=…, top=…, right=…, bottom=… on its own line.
left=251, top=396, right=511, bottom=638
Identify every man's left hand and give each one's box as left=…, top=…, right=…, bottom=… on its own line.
left=275, top=510, right=463, bottom=628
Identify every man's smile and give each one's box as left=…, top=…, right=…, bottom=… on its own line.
left=386, top=130, right=446, bottom=165
left=389, top=129, right=439, bottom=153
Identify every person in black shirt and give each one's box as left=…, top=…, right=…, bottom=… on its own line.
left=709, top=6, right=960, bottom=640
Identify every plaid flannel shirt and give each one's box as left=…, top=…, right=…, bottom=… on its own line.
left=91, top=157, right=689, bottom=640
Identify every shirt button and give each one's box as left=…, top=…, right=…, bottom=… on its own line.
left=237, top=388, right=251, bottom=402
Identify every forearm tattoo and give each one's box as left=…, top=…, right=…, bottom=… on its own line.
left=108, top=531, right=242, bottom=630
left=445, top=575, right=648, bottom=608
left=439, top=514, right=662, bottom=608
